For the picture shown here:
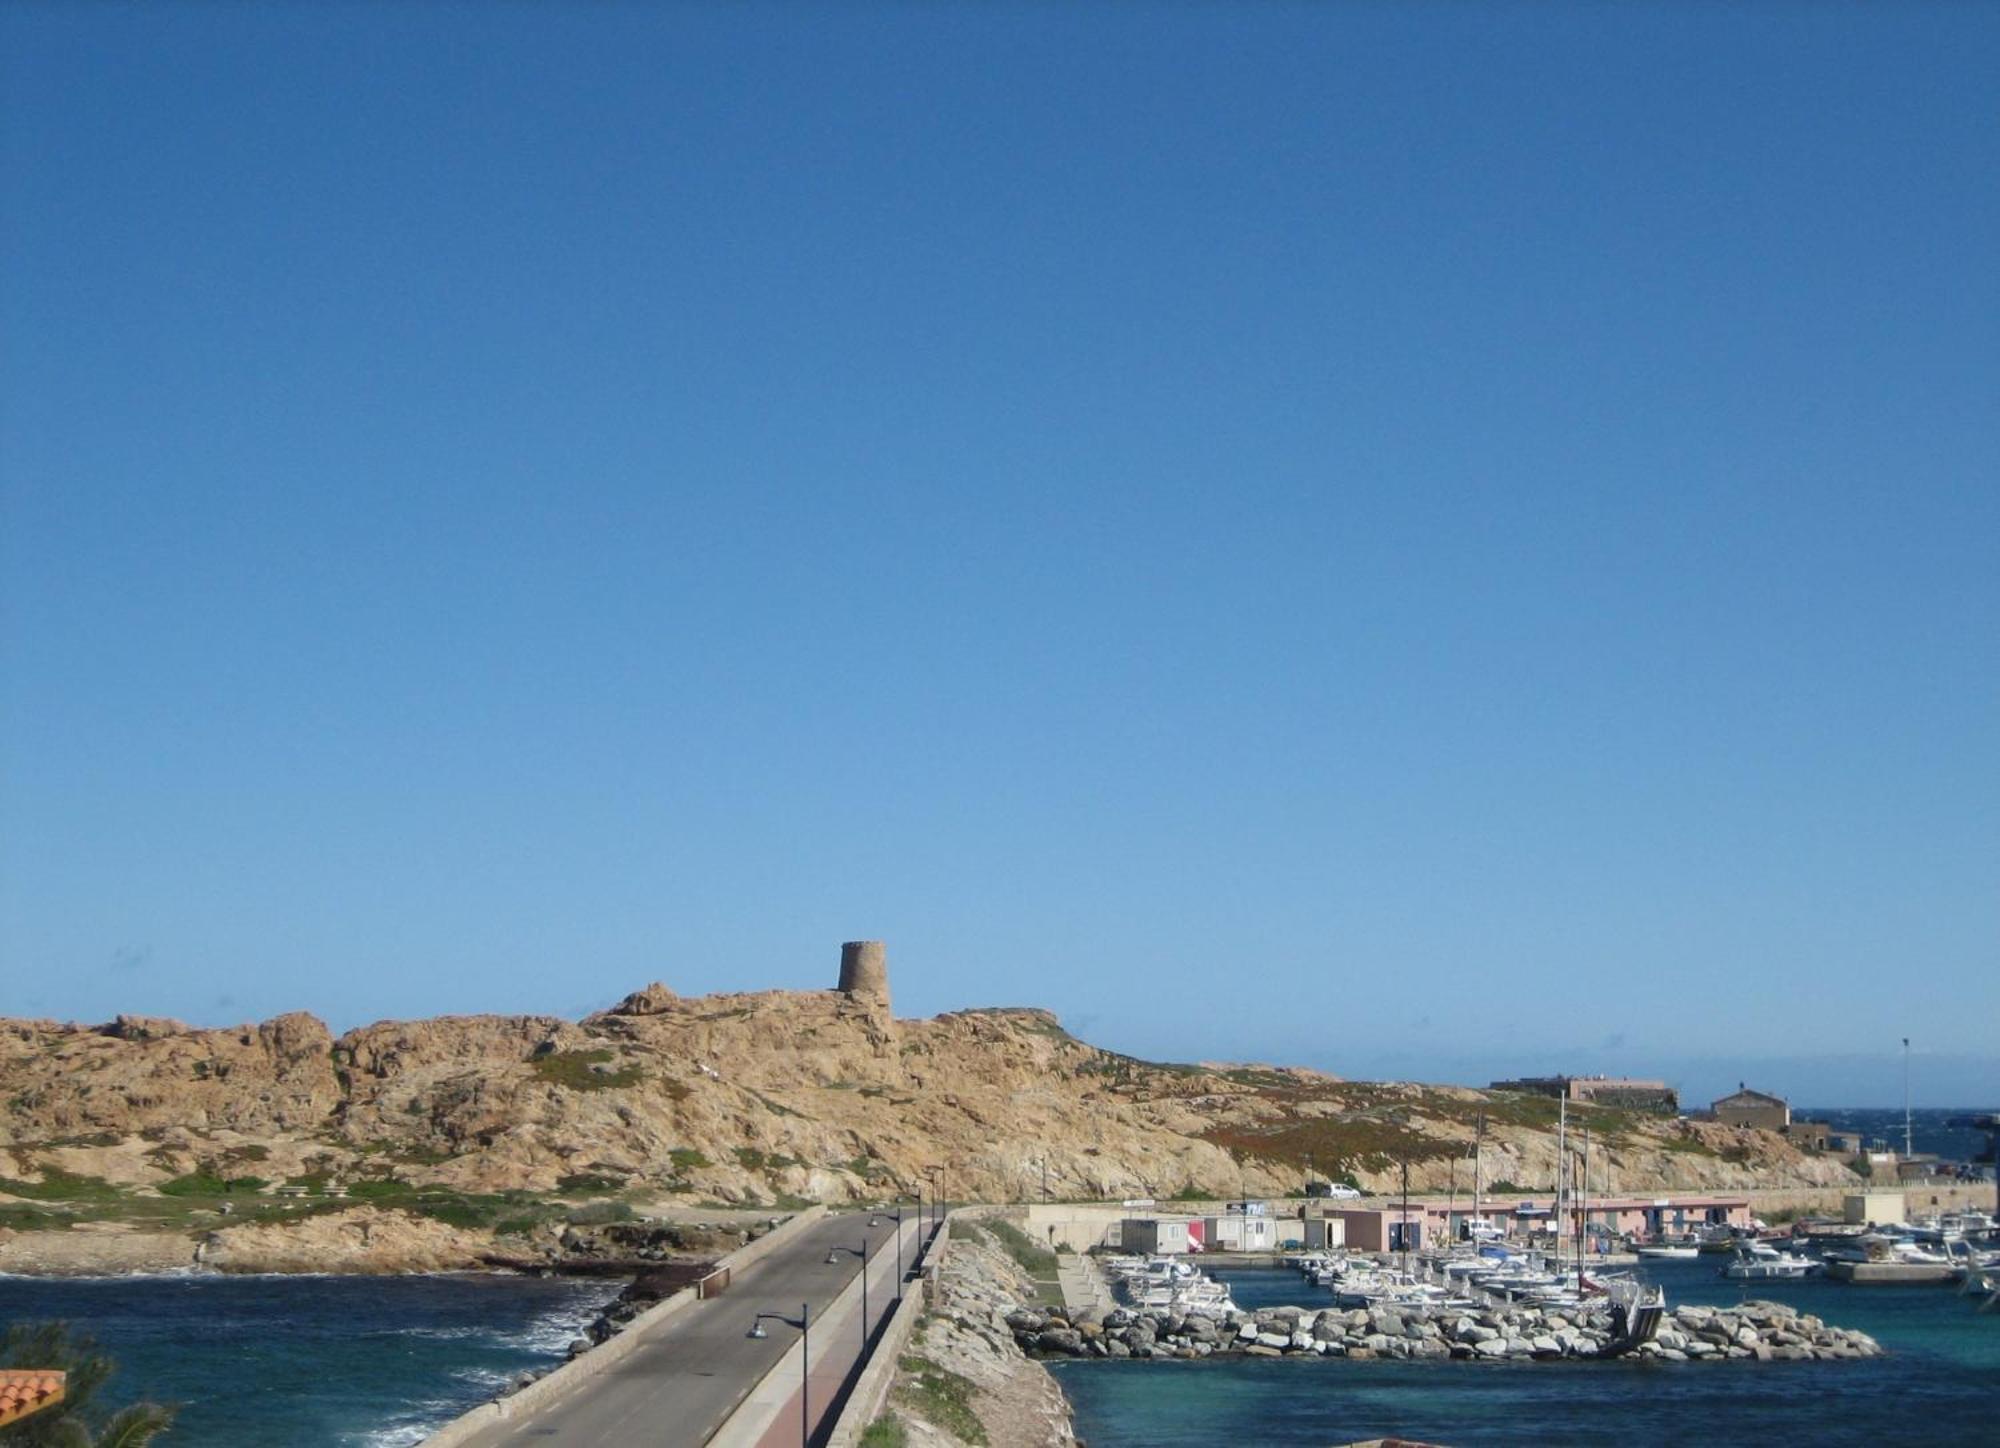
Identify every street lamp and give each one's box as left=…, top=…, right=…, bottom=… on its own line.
left=827, top=1237, right=870, bottom=1353
left=890, top=1203, right=905, bottom=1303
left=924, top=1166, right=945, bottom=1235
left=748, top=1303, right=810, bottom=1447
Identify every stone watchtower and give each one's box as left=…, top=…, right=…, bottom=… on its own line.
left=837, top=940, right=891, bottom=1014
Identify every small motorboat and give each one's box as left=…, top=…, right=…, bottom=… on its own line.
left=1634, top=1240, right=1700, bottom=1260
left=1720, top=1242, right=1821, bottom=1279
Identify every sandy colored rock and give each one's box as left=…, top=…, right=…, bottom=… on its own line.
left=198, top=1205, right=493, bottom=1274
left=0, top=1223, right=195, bottom=1275
left=0, top=980, right=1860, bottom=1236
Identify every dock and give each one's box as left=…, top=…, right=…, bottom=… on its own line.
left=1825, top=1261, right=1956, bottom=1284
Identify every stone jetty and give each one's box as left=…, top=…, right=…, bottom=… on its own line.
left=1008, top=1297, right=1881, bottom=1364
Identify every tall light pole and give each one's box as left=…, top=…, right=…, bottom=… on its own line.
left=827, top=1238, right=870, bottom=1354
left=924, top=1165, right=945, bottom=1236
left=890, top=1204, right=904, bottom=1304
left=748, top=1303, right=810, bottom=1447
left=1903, top=1037, right=1913, bottom=1159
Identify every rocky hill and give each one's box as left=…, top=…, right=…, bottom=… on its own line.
left=1, top=978, right=1856, bottom=1229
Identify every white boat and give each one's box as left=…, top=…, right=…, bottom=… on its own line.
left=1633, top=1242, right=1700, bottom=1260
left=1720, top=1242, right=1820, bottom=1279
left=1108, top=1254, right=1236, bottom=1316
left=1824, top=1233, right=1956, bottom=1267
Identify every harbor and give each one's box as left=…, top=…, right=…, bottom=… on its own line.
left=1008, top=1175, right=1999, bottom=1379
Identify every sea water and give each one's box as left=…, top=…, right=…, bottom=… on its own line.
left=1052, top=1259, right=2000, bottom=1447
left=0, top=1271, right=617, bottom=1446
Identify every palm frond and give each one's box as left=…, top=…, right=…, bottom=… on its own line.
left=89, top=1404, right=177, bottom=1448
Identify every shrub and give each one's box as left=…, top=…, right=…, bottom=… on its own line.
left=156, top=1173, right=225, bottom=1197
left=556, top=1172, right=626, bottom=1195
left=344, top=1178, right=412, bottom=1201
left=530, top=1049, right=642, bottom=1092
left=0, top=1168, right=122, bottom=1202
left=983, top=1218, right=1058, bottom=1279
left=565, top=1201, right=636, bottom=1226
left=859, top=1415, right=910, bottom=1448
left=892, top=1356, right=987, bottom=1445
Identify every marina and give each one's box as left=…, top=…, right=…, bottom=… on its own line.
left=1052, top=1252, right=2000, bottom=1448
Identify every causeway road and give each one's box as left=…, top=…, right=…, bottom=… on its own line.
left=452, top=1210, right=921, bottom=1448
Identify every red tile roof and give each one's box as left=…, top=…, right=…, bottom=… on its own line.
left=0, top=1370, right=66, bottom=1427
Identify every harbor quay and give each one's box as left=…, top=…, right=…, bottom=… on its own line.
left=1019, top=1182, right=1998, bottom=1257
left=1021, top=1193, right=1751, bottom=1256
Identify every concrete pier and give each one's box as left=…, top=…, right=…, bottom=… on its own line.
left=1825, top=1261, right=1956, bottom=1284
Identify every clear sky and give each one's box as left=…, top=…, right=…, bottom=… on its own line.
left=3, top=4, right=1994, bottom=1107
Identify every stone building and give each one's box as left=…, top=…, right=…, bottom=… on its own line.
left=837, top=940, right=891, bottom=1014
left=1711, top=1085, right=1790, bottom=1131
left=1488, top=1074, right=1680, bottom=1114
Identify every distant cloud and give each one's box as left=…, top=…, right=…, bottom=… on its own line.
left=109, top=944, right=152, bottom=974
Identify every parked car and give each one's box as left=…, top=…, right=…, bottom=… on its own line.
left=1307, top=1180, right=1363, bottom=1199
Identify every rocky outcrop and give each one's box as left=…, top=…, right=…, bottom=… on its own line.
left=1011, top=1296, right=1881, bottom=1365
left=196, top=1205, right=493, bottom=1274
left=605, top=983, right=678, bottom=1016
left=0, top=980, right=1860, bottom=1220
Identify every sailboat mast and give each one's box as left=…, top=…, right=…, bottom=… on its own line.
left=1578, top=1124, right=1590, bottom=1269
left=1556, top=1093, right=1567, bottom=1272
left=1473, top=1111, right=1485, bottom=1234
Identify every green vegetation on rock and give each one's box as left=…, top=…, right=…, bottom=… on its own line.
left=859, top=1415, right=910, bottom=1447
left=0, top=1168, right=123, bottom=1202
left=892, top=1354, right=987, bottom=1445
left=530, top=1049, right=643, bottom=1091
left=983, top=1217, right=1058, bottom=1281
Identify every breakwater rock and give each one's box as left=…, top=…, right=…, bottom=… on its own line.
left=1009, top=1297, right=1881, bottom=1365
left=874, top=1233, right=1077, bottom=1447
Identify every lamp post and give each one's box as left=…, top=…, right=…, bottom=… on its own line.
left=748, top=1303, right=810, bottom=1447
left=925, top=1166, right=945, bottom=1236
left=891, top=1204, right=905, bottom=1303
left=826, top=1238, right=871, bottom=1354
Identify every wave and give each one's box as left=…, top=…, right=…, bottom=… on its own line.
left=0, top=1265, right=220, bottom=1282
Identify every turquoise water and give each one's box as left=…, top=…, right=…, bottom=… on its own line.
left=0, top=1271, right=616, bottom=1445
left=1052, top=1261, right=2000, bottom=1447
left=4, top=1258, right=1996, bottom=1445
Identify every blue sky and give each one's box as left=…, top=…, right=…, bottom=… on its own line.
left=3, top=4, right=1994, bottom=1107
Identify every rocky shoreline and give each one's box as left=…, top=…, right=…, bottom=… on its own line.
left=0, top=1206, right=755, bottom=1278
left=1008, top=1296, right=1882, bottom=1365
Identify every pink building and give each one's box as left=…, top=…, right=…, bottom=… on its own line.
left=1325, top=1193, right=1751, bottom=1252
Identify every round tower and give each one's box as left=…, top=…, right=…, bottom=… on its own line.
left=837, top=940, right=890, bottom=1013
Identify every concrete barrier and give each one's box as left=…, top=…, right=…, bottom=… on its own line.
left=822, top=1216, right=954, bottom=1448
left=419, top=1205, right=829, bottom=1448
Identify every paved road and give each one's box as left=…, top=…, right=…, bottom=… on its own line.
left=454, top=1211, right=921, bottom=1448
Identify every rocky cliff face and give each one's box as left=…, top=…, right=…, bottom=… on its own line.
left=0, top=986, right=1856, bottom=1211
